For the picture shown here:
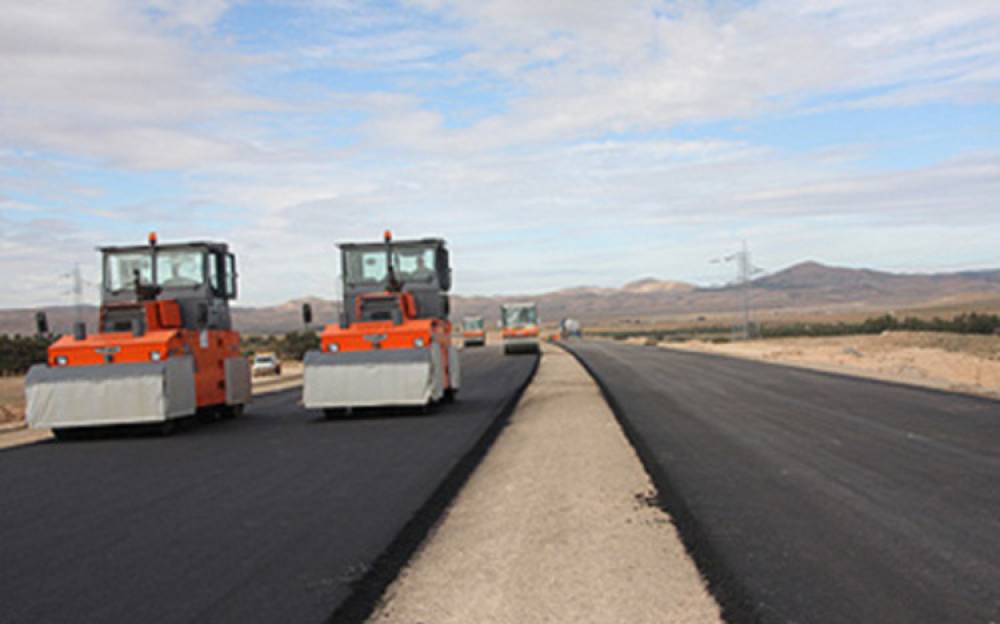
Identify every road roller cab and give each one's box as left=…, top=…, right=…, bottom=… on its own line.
left=25, top=234, right=251, bottom=437
left=501, top=302, right=540, bottom=354
left=302, top=231, right=460, bottom=413
left=462, top=316, right=486, bottom=347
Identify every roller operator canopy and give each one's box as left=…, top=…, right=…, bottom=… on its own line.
left=99, top=241, right=236, bottom=300
left=501, top=303, right=538, bottom=327
left=463, top=317, right=485, bottom=330
left=340, top=238, right=450, bottom=290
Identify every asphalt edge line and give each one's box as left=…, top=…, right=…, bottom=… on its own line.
left=559, top=342, right=772, bottom=624
left=327, top=352, right=542, bottom=624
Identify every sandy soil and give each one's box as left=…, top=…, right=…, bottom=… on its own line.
left=665, top=332, right=1000, bottom=399
left=0, top=376, right=25, bottom=425
left=370, top=345, right=721, bottom=624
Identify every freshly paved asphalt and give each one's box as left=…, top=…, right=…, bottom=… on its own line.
left=565, top=340, right=999, bottom=624
left=0, top=347, right=537, bottom=624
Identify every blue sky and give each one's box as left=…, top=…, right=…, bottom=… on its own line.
left=1, top=0, right=999, bottom=307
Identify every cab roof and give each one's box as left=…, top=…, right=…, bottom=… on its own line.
left=99, top=241, right=230, bottom=254
left=338, top=237, right=445, bottom=250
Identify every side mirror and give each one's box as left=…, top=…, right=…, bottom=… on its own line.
left=35, top=311, right=49, bottom=336
left=302, top=302, right=313, bottom=326
left=197, top=303, right=209, bottom=327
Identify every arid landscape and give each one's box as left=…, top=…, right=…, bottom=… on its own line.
left=3, top=260, right=1000, bottom=425
left=3, top=4, right=998, bottom=623
left=3, top=261, right=1000, bottom=336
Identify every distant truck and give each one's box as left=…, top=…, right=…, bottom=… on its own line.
left=560, top=318, right=582, bottom=339
left=500, top=302, right=540, bottom=354
left=462, top=316, right=486, bottom=347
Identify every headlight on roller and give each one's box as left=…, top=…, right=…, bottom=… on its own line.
left=413, top=337, right=426, bottom=348
left=327, top=343, right=339, bottom=352
left=55, top=356, right=68, bottom=366
left=149, top=351, right=161, bottom=361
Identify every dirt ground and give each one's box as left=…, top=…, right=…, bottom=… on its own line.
left=665, top=332, right=1000, bottom=399
left=370, top=344, right=721, bottom=624
left=0, top=376, right=25, bottom=425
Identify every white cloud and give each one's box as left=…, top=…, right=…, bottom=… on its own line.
left=0, top=0, right=267, bottom=168
left=1, top=1, right=998, bottom=307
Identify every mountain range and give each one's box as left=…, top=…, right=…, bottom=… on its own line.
left=3, top=261, right=999, bottom=335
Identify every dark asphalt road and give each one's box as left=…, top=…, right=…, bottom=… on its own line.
left=0, top=347, right=537, bottom=624
left=565, top=340, right=999, bottom=624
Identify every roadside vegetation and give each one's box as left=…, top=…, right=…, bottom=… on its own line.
left=0, top=335, right=56, bottom=376
left=241, top=331, right=320, bottom=360
left=594, top=312, right=1000, bottom=343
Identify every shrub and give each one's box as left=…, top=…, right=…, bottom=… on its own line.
left=0, top=334, right=57, bottom=375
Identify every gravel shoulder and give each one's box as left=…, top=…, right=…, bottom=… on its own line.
left=370, top=344, right=720, bottom=624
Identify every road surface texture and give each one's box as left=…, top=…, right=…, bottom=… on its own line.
left=0, top=347, right=537, bottom=624
left=372, top=344, right=720, bottom=623
left=564, top=339, right=999, bottom=624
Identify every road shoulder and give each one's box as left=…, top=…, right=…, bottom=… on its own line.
left=370, top=344, right=720, bottom=624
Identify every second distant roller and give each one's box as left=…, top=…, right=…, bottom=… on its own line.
left=301, top=231, right=460, bottom=416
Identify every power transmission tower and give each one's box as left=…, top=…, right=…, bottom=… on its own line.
left=711, top=241, right=763, bottom=340
left=62, top=264, right=96, bottom=332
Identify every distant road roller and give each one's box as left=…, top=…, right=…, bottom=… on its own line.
left=462, top=316, right=486, bottom=347
left=500, top=302, right=540, bottom=354
left=25, top=234, right=251, bottom=438
left=302, top=231, right=459, bottom=415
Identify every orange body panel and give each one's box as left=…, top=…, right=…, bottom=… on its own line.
left=48, top=300, right=242, bottom=409
left=462, top=330, right=485, bottom=340
left=320, top=291, right=456, bottom=389
left=321, top=319, right=445, bottom=352
left=502, top=326, right=539, bottom=339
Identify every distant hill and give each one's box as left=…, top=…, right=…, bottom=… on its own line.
left=3, top=262, right=1000, bottom=335
left=622, top=278, right=695, bottom=294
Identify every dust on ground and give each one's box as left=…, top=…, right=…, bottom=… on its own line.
left=371, top=344, right=721, bottom=624
left=666, top=332, right=1000, bottom=399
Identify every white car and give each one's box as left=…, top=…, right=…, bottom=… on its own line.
left=251, top=354, right=282, bottom=377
